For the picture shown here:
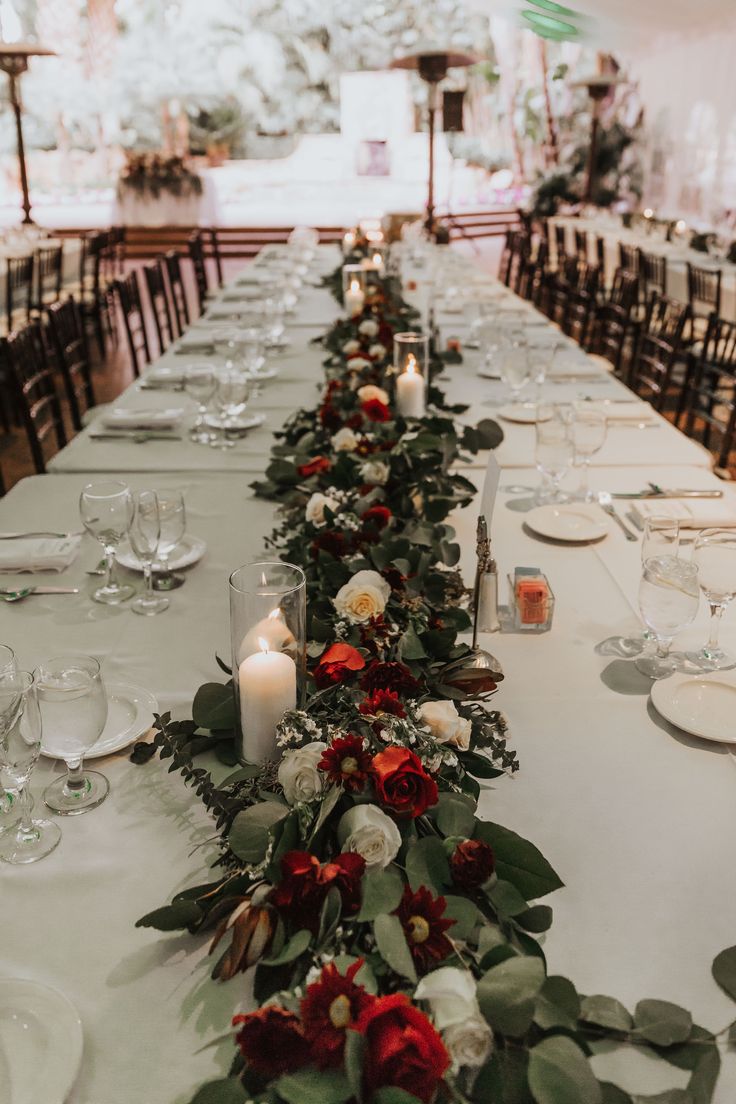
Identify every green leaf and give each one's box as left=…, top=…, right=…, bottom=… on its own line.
left=135, top=900, right=203, bottom=931
left=308, top=784, right=343, bottom=844
left=373, top=914, right=417, bottom=984
left=474, top=821, right=564, bottom=900
left=712, top=945, right=736, bottom=1003
left=477, top=955, right=546, bottom=1037
left=405, top=836, right=451, bottom=893
left=631, top=1093, right=693, bottom=1104
left=228, top=801, right=289, bottom=864
left=262, top=928, right=311, bottom=966
left=190, top=1079, right=247, bottom=1104
left=600, top=1084, right=633, bottom=1104
left=398, top=626, right=426, bottom=660
left=275, top=1068, right=353, bottom=1104
left=192, top=683, right=236, bottom=732
left=435, top=792, right=476, bottom=838
left=528, top=1036, right=601, bottom=1104
left=357, top=865, right=405, bottom=922
left=580, top=994, right=633, bottom=1033
left=634, top=999, right=693, bottom=1047
left=516, top=905, right=553, bottom=933
left=317, top=886, right=343, bottom=947
left=442, top=895, right=483, bottom=941
left=534, top=975, right=580, bottom=1031
left=344, top=1029, right=365, bottom=1102
left=687, top=1044, right=720, bottom=1104
left=488, top=878, right=530, bottom=919
left=373, top=1091, right=423, bottom=1104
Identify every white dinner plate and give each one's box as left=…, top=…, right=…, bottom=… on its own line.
left=0, top=978, right=83, bottom=1104
left=116, top=534, right=207, bottom=573
left=41, top=682, right=158, bottom=761
left=650, top=673, right=736, bottom=744
left=497, top=403, right=552, bottom=425
left=525, top=504, right=609, bottom=543
left=204, top=412, right=266, bottom=432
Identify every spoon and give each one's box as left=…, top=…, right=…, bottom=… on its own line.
left=0, top=586, right=80, bottom=603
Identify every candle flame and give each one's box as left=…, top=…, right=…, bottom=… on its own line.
left=406, top=353, right=418, bottom=376
left=349, top=279, right=361, bottom=293
left=258, top=636, right=269, bottom=654
left=644, top=208, right=654, bottom=219
left=372, top=252, right=382, bottom=265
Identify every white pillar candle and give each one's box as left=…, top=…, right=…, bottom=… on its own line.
left=238, top=642, right=296, bottom=763
left=396, top=355, right=425, bottom=418
left=345, top=280, right=365, bottom=318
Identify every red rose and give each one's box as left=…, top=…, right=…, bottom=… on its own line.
left=320, top=404, right=342, bottom=431
left=450, top=838, right=495, bottom=890
left=233, top=1006, right=309, bottom=1076
left=371, top=746, right=438, bottom=819
left=353, top=993, right=450, bottom=1104
left=394, top=884, right=455, bottom=972
left=346, top=412, right=364, bottom=430
left=301, top=960, right=376, bottom=1069
left=319, top=734, right=372, bottom=792
left=358, top=688, right=406, bottom=719
left=298, top=455, right=331, bottom=478
left=361, top=398, right=391, bottom=423
left=311, top=530, right=347, bottom=560
left=360, top=660, right=420, bottom=697
left=361, top=505, right=392, bottom=530
left=313, top=643, right=366, bottom=688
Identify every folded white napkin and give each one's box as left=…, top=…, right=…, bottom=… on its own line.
left=574, top=400, right=656, bottom=424
left=101, top=408, right=184, bottom=430
left=223, top=287, right=266, bottom=301
left=631, top=499, right=736, bottom=529
left=0, top=536, right=81, bottom=573
left=146, top=366, right=185, bottom=385
left=176, top=334, right=213, bottom=354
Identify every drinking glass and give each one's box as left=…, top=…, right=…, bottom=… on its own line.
left=184, top=364, right=217, bottom=444
left=642, top=516, right=680, bottom=562
left=479, top=318, right=503, bottom=371
left=572, top=409, right=607, bottom=501
left=688, top=529, right=736, bottom=670
left=152, top=489, right=187, bottom=592
left=499, top=336, right=532, bottom=401
left=0, top=645, right=18, bottom=821
left=213, top=327, right=240, bottom=362
left=535, top=409, right=574, bottom=503
left=262, top=296, right=286, bottom=347
left=0, top=670, right=61, bottom=863
left=129, top=491, right=169, bottom=616
left=37, top=655, right=109, bottom=814
left=79, top=480, right=134, bottom=604
left=210, top=369, right=251, bottom=451
left=635, top=556, right=700, bottom=679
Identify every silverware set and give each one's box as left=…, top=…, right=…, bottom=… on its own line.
left=89, top=432, right=183, bottom=443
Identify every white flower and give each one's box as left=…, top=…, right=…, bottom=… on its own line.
left=278, top=741, right=327, bottom=805
left=360, top=459, right=390, bottom=486
left=337, top=804, right=401, bottom=869
left=359, top=318, right=379, bottom=337
left=418, top=700, right=472, bottom=751
left=443, top=1017, right=494, bottom=1069
left=348, top=356, right=371, bottom=370
left=343, top=339, right=360, bottom=354
left=415, top=968, right=493, bottom=1069
left=331, top=426, right=359, bottom=452
left=369, top=343, right=387, bottom=359
left=357, top=384, right=390, bottom=406
left=305, top=492, right=339, bottom=527
left=333, top=569, right=390, bottom=624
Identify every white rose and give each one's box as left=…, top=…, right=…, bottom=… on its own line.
left=418, top=700, right=472, bottom=751
left=369, top=343, right=387, bottom=359
left=334, top=569, right=390, bottom=624
left=359, top=319, right=379, bottom=337
left=343, top=339, right=361, bottom=354
left=348, top=356, right=371, bottom=370
left=360, top=459, right=390, bottom=486
left=443, top=1017, right=494, bottom=1069
left=306, top=492, right=339, bottom=527
left=331, top=427, right=359, bottom=452
left=278, top=741, right=327, bottom=805
left=357, top=384, right=390, bottom=405
left=415, top=968, right=493, bottom=1069
left=337, top=804, right=401, bottom=869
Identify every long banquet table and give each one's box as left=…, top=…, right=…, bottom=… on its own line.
left=3, top=245, right=736, bottom=1102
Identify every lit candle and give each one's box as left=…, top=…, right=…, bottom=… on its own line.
left=396, top=353, right=425, bottom=418
left=345, top=278, right=365, bottom=317
left=643, top=208, right=654, bottom=220
left=238, top=637, right=296, bottom=763
left=343, top=230, right=356, bottom=253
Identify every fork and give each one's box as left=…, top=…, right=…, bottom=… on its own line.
left=0, top=531, right=81, bottom=540
left=597, top=492, right=638, bottom=541
left=0, top=586, right=80, bottom=602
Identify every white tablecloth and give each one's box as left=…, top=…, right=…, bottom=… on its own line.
left=111, top=173, right=221, bottom=227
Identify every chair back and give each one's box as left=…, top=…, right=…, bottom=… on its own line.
left=187, top=231, right=208, bottom=315
left=47, top=296, right=95, bottom=431
left=143, top=259, right=175, bottom=354
left=629, top=293, right=690, bottom=409
left=640, top=250, right=667, bottom=298
left=687, top=262, right=722, bottom=318
left=6, top=254, right=34, bottom=330
left=618, top=242, right=640, bottom=274
left=113, top=270, right=151, bottom=377
left=34, top=243, right=63, bottom=311
left=608, top=267, right=640, bottom=313
left=207, top=227, right=224, bottom=288
left=79, top=230, right=108, bottom=299
left=554, top=223, right=566, bottom=263
left=683, top=314, right=736, bottom=470
left=5, top=321, right=66, bottom=473
left=163, top=251, right=190, bottom=335
left=574, top=227, right=588, bottom=261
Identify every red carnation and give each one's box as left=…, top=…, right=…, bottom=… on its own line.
left=353, top=993, right=450, bottom=1103
left=346, top=412, right=364, bottom=430
left=270, top=851, right=327, bottom=933
left=361, top=505, right=392, bottom=530
left=371, top=746, right=438, bottom=819
left=395, top=884, right=455, bottom=972
left=233, top=1006, right=309, bottom=1076
left=361, top=398, right=391, bottom=423
left=450, top=838, right=496, bottom=890
left=298, top=455, right=331, bottom=478
left=329, top=851, right=366, bottom=914
left=301, top=961, right=376, bottom=1069
left=320, top=405, right=342, bottom=431
left=358, top=688, right=406, bottom=719
left=311, top=530, right=347, bottom=560
left=319, top=734, right=373, bottom=793
left=313, top=643, right=366, bottom=688
left=360, top=660, right=420, bottom=697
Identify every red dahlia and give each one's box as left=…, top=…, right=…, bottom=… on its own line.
left=319, top=734, right=372, bottom=793
left=270, top=850, right=366, bottom=932
left=301, top=960, right=375, bottom=1068
left=361, top=398, right=391, bottom=422
left=297, top=455, right=331, bottom=478
left=358, top=688, right=406, bottom=719
left=361, top=505, right=392, bottom=529
left=394, top=884, right=455, bottom=972
left=311, top=530, right=347, bottom=560
left=313, top=643, right=366, bottom=688
left=233, top=1006, right=309, bottom=1076
left=353, top=993, right=450, bottom=1103
left=360, top=660, right=420, bottom=697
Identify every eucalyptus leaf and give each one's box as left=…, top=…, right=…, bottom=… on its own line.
left=600, top=1084, right=634, bottom=1104
left=687, top=1045, right=720, bottom=1104
left=405, top=836, right=451, bottom=893
left=473, top=821, right=564, bottom=900
left=528, top=1036, right=601, bottom=1104
left=373, top=914, right=417, bottom=984
left=634, top=999, right=693, bottom=1047
left=477, top=954, right=545, bottom=1037
left=190, top=1079, right=247, bottom=1104
left=344, top=1028, right=366, bottom=1101
left=712, top=945, right=736, bottom=1003
left=435, top=792, right=476, bottom=838
left=192, top=683, right=236, bottom=732
left=580, top=994, right=633, bottom=1033
left=229, top=802, right=288, bottom=864
left=275, top=1068, right=353, bottom=1104
left=534, top=975, right=580, bottom=1031
left=442, top=895, right=483, bottom=941
left=631, top=1093, right=693, bottom=1104
left=262, top=928, right=311, bottom=966
left=487, top=878, right=530, bottom=919
left=357, top=865, right=405, bottom=921
left=516, top=905, right=553, bottom=933
left=373, top=1091, right=424, bottom=1104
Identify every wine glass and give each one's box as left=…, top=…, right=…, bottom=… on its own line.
left=213, top=327, right=240, bottom=362
left=211, top=369, right=250, bottom=451
left=687, top=529, right=736, bottom=670
left=535, top=408, right=574, bottom=503
left=572, top=409, right=607, bottom=501
left=0, top=670, right=61, bottom=864
left=499, top=336, right=532, bottom=402
left=184, top=364, right=216, bottom=444
left=635, top=556, right=700, bottom=679
left=37, top=655, right=108, bottom=815
left=129, top=491, right=169, bottom=616
left=642, top=516, right=680, bottom=562
left=79, top=480, right=135, bottom=604
left=152, top=489, right=187, bottom=592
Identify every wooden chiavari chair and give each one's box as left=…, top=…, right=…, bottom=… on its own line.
left=574, top=227, right=588, bottom=261
left=628, top=293, right=690, bottom=411
left=686, top=262, right=722, bottom=343
left=618, top=242, right=640, bottom=275
left=206, top=227, right=224, bottom=288
left=682, top=315, right=736, bottom=473
left=553, top=222, right=567, bottom=269
left=163, top=251, right=190, bottom=335
left=143, top=259, right=175, bottom=355
left=4, top=254, right=34, bottom=335
left=47, top=296, right=96, bottom=432
left=113, top=270, right=151, bottom=378
left=640, top=250, right=667, bottom=300
left=187, top=231, right=209, bottom=315
left=32, top=243, right=63, bottom=314
left=5, top=321, right=67, bottom=473
left=587, top=268, right=640, bottom=374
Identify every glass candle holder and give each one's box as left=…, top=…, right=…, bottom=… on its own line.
left=342, top=264, right=368, bottom=316
left=393, top=332, right=429, bottom=419
left=363, top=244, right=386, bottom=275
left=342, top=228, right=358, bottom=255
left=229, top=562, right=306, bottom=765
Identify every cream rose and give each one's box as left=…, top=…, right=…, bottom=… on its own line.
left=337, top=804, right=401, bottom=869
left=343, top=339, right=361, bottom=354
left=333, top=569, right=390, bottom=624
left=348, top=356, right=371, bottom=370
left=418, top=700, right=472, bottom=751
left=415, top=967, right=493, bottom=1069
left=359, top=319, right=379, bottom=337
left=306, top=492, right=339, bottom=527
left=331, top=427, right=359, bottom=452
left=278, top=741, right=327, bottom=805
left=360, top=459, right=390, bottom=486
left=357, top=384, right=390, bottom=405
left=443, top=1017, right=494, bottom=1069
left=369, top=343, right=387, bottom=359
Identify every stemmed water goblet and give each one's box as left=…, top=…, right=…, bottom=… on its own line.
left=609, top=517, right=681, bottom=658
left=0, top=644, right=17, bottom=818
left=129, top=491, right=169, bottom=616
left=184, top=364, right=217, bottom=444
left=0, top=669, right=61, bottom=863
left=151, top=489, right=187, bottom=592
left=499, top=333, right=532, bottom=403
left=572, top=409, right=607, bottom=501
left=79, top=480, right=135, bottom=604
left=687, top=529, right=736, bottom=670
left=36, top=655, right=109, bottom=815
left=534, top=408, right=574, bottom=503
left=635, top=556, right=700, bottom=679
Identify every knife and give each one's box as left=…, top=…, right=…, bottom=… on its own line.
left=611, top=489, right=724, bottom=499
left=0, top=586, right=80, bottom=595
left=89, top=433, right=183, bottom=442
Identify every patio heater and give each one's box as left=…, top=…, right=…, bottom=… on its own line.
left=390, top=45, right=479, bottom=236
left=0, top=42, right=56, bottom=224
left=572, top=64, right=628, bottom=205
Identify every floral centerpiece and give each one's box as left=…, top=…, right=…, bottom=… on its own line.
left=116, top=152, right=203, bottom=201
